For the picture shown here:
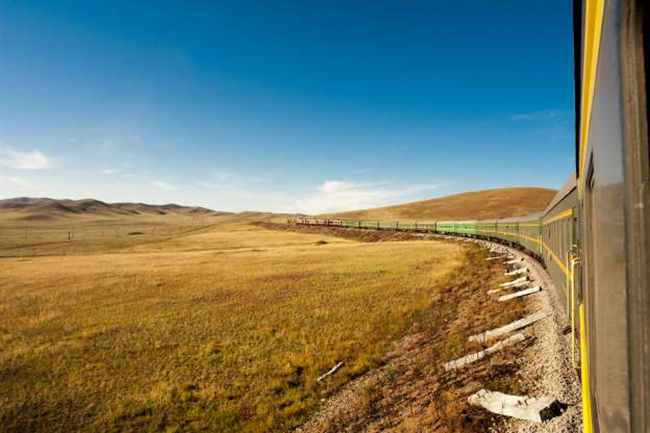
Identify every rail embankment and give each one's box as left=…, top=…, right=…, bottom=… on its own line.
left=260, top=223, right=581, bottom=432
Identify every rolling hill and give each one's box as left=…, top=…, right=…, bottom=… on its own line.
left=0, top=197, right=303, bottom=224
left=0, top=197, right=232, bottom=222
left=320, top=187, right=557, bottom=221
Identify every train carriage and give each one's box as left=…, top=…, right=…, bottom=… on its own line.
left=379, top=220, right=399, bottom=230
left=359, top=220, right=379, bottom=229
left=341, top=220, right=357, bottom=228
left=517, top=213, right=543, bottom=257
left=476, top=219, right=498, bottom=239
left=495, top=217, right=519, bottom=244
left=395, top=221, right=416, bottom=230
left=540, top=175, right=579, bottom=314
left=573, top=0, right=650, bottom=430
left=436, top=220, right=476, bottom=236
left=435, top=221, right=455, bottom=234
left=457, top=221, right=477, bottom=236
left=414, top=221, right=437, bottom=232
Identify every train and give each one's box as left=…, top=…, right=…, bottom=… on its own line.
left=297, top=1, right=650, bottom=431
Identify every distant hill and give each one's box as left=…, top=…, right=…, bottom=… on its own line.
left=0, top=197, right=232, bottom=222
left=320, top=187, right=557, bottom=221
left=219, top=211, right=304, bottom=224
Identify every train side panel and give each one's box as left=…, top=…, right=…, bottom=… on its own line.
left=496, top=218, right=519, bottom=245
left=517, top=214, right=543, bottom=257
left=541, top=186, right=579, bottom=317
left=576, top=0, right=639, bottom=428
left=476, top=220, right=498, bottom=241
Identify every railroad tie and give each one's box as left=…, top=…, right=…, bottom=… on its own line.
left=500, top=276, right=529, bottom=288
left=443, top=333, right=526, bottom=371
left=467, top=389, right=564, bottom=423
left=498, top=286, right=541, bottom=302
left=505, top=267, right=528, bottom=276
left=468, top=312, right=547, bottom=343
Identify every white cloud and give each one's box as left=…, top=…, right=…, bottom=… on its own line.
left=295, top=179, right=438, bottom=214
left=318, top=180, right=354, bottom=194
left=0, top=144, right=55, bottom=170
left=102, top=164, right=137, bottom=177
left=151, top=180, right=176, bottom=191
left=1, top=176, right=33, bottom=187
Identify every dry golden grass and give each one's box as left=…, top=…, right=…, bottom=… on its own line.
left=296, top=245, right=529, bottom=433
left=0, top=209, right=268, bottom=258
left=0, top=202, right=294, bottom=258
left=0, top=221, right=464, bottom=432
left=0, top=198, right=227, bottom=223
left=320, top=187, right=556, bottom=221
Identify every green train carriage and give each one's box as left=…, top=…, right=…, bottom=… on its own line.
left=436, top=221, right=476, bottom=236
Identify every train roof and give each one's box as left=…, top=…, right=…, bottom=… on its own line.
left=543, top=173, right=577, bottom=216
left=477, top=212, right=543, bottom=224
left=436, top=220, right=477, bottom=224
left=516, top=212, right=543, bottom=222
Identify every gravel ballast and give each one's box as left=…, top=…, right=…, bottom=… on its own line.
left=469, top=238, right=582, bottom=433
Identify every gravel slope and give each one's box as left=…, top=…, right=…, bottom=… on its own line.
left=473, top=239, right=582, bottom=433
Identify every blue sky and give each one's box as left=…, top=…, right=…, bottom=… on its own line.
left=0, top=0, right=574, bottom=213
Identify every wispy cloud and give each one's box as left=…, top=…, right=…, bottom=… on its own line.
left=0, top=144, right=56, bottom=170
left=196, top=181, right=227, bottom=191
left=1, top=176, right=33, bottom=187
left=506, top=110, right=563, bottom=121
left=295, top=179, right=438, bottom=214
left=196, top=170, right=271, bottom=192
left=102, top=163, right=139, bottom=178
left=151, top=180, right=176, bottom=191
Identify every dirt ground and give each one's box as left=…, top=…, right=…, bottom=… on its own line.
left=254, top=222, right=435, bottom=243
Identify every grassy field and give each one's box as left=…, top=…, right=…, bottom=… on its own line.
left=0, top=219, right=220, bottom=257
left=320, top=187, right=556, bottom=221
left=0, top=221, right=464, bottom=432
left=0, top=210, right=292, bottom=258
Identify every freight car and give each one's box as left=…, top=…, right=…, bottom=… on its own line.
left=297, top=1, right=650, bottom=430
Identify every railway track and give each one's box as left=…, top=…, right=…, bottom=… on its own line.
left=290, top=220, right=582, bottom=430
